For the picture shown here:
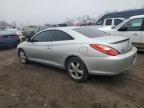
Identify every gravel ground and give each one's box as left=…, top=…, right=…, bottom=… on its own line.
left=0, top=48, right=144, bottom=108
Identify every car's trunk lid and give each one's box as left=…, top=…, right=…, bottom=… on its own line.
left=93, top=36, right=132, bottom=54
left=0, top=30, right=19, bottom=41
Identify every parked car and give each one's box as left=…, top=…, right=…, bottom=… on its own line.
left=6, top=29, right=25, bottom=41
left=0, top=30, right=20, bottom=48
left=99, top=15, right=144, bottom=51
left=0, top=27, right=25, bottom=41
left=17, top=26, right=137, bottom=82
left=96, top=17, right=125, bottom=28
left=95, top=8, right=144, bottom=28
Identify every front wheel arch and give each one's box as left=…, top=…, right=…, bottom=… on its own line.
left=18, top=48, right=29, bottom=64
left=18, top=48, right=23, bottom=57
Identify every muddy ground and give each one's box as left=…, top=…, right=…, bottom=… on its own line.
left=0, top=48, right=144, bottom=108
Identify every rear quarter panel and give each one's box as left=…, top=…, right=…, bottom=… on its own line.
left=51, top=40, right=91, bottom=68
left=51, top=40, right=108, bottom=68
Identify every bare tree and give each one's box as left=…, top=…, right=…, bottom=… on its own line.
left=64, top=18, right=74, bottom=26
left=11, top=21, right=17, bottom=27
left=75, top=15, right=96, bottom=25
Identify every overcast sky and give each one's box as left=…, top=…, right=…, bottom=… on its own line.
left=0, top=0, right=143, bottom=25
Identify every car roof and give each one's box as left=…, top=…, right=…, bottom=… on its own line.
left=44, top=26, right=81, bottom=31
left=129, top=15, right=144, bottom=19
left=31, top=26, right=92, bottom=40
left=102, top=9, right=144, bottom=19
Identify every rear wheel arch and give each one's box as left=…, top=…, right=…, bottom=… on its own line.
left=64, top=55, right=87, bottom=69
left=65, top=55, right=89, bottom=82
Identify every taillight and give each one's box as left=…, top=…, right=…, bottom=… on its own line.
left=90, top=44, right=120, bottom=56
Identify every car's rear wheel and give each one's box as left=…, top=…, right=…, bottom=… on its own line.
left=18, top=49, right=29, bottom=64
left=66, top=57, right=88, bottom=82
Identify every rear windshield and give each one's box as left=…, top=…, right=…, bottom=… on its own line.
left=73, top=27, right=109, bottom=38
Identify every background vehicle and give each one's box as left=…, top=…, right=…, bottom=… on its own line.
left=17, top=26, right=137, bottom=82
left=99, top=15, right=144, bottom=51
left=95, top=8, right=144, bottom=28
left=0, top=27, right=25, bottom=41
left=6, top=29, right=25, bottom=41
left=0, top=30, right=20, bottom=48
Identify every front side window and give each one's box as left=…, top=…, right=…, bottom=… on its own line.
left=96, top=19, right=103, bottom=25
left=52, top=30, right=73, bottom=41
left=114, top=19, right=123, bottom=25
left=141, top=19, right=144, bottom=30
left=32, top=30, right=53, bottom=42
left=105, top=19, right=112, bottom=25
left=121, top=18, right=143, bottom=31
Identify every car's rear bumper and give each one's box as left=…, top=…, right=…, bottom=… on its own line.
left=83, top=47, right=137, bottom=75
left=0, top=40, right=20, bottom=48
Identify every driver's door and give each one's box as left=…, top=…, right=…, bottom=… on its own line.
left=116, top=18, right=143, bottom=48
left=141, top=21, right=144, bottom=49
left=26, top=30, right=53, bottom=64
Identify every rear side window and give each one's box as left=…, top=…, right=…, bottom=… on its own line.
left=96, top=19, right=103, bottom=25
left=114, top=19, right=123, bottom=25
left=52, top=30, right=73, bottom=41
left=105, top=19, right=112, bottom=25
left=73, top=27, right=109, bottom=38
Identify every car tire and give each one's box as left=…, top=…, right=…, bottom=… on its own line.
left=66, top=57, right=88, bottom=82
left=18, top=49, right=29, bottom=64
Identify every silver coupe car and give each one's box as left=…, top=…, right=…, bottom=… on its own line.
left=17, top=26, right=137, bottom=82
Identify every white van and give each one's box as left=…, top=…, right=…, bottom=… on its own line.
left=96, top=18, right=124, bottom=28
left=95, top=9, right=144, bottom=28
left=99, top=15, right=144, bottom=50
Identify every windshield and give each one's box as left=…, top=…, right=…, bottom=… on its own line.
left=73, top=27, right=109, bottom=38
left=113, top=18, right=129, bottom=29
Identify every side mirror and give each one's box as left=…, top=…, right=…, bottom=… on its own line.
left=118, top=26, right=128, bottom=31
left=111, top=26, right=115, bottom=29
left=27, top=38, right=32, bottom=42
left=21, top=37, right=26, bottom=41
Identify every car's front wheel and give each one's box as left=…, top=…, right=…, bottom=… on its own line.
left=18, top=49, right=29, bottom=64
left=66, top=57, right=88, bottom=82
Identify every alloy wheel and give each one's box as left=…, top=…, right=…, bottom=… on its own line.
left=68, top=61, right=84, bottom=80
left=19, top=50, right=27, bottom=63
